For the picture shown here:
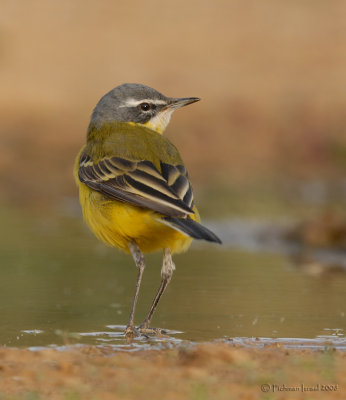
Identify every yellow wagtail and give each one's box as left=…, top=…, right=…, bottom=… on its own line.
left=74, top=83, right=221, bottom=337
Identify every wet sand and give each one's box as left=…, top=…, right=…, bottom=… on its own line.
left=0, top=342, right=344, bottom=399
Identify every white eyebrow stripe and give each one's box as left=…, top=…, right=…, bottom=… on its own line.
left=119, top=98, right=168, bottom=108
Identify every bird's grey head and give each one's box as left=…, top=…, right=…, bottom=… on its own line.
left=90, top=83, right=200, bottom=134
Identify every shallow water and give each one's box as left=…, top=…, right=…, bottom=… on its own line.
left=0, top=208, right=345, bottom=349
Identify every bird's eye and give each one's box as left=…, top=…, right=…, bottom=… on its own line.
left=140, top=102, right=151, bottom=111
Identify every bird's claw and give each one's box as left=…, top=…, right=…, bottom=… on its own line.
left=137, top=326, right=167, bottom=336
left=124, top=325, right=167, bottom=338
left=124, top=324, right=138, bottom=338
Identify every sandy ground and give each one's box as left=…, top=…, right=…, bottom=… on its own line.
left=0, top=342, right=345, bottom=400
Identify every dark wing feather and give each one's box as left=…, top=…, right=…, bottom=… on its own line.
left=162, top=217, right=222, bottom=244
left=160, top=162, right=194, bottom=209
left=78, top=153, right=195, bottom=217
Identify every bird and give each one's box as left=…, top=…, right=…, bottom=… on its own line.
left=74, top=83, right=221, bottom=337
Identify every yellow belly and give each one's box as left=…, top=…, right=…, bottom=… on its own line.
left=77, top=181, right=196, bottom=254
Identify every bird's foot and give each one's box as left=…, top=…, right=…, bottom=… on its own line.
left=124, top=324, right=167, bottom=338
left=137, top=324, right=168, bottom=337
left=124, top=324, right=138, bottom=338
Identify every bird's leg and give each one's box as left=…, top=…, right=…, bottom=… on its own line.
left=125, top=242, right=145, bottom=337
left=138, top=248, right=175, bottom=335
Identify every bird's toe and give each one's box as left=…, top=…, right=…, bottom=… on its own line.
left=137, top=326, right=167, bottom=336
left=124, top=324, right=138, bottom=338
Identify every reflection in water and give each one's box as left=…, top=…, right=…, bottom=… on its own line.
left=23, top=328, right=346, bottom=352
left=0, top=208, right=345, bottom=348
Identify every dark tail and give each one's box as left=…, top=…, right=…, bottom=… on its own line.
left=163, top=217, right=222, bottom=244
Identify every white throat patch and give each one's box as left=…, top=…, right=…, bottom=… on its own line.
left=144, top=108, right=175, bottom=134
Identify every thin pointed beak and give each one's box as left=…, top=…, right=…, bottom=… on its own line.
left=167, top=97, right=200, bottom=110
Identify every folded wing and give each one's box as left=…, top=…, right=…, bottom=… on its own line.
left=78, top=152, right=194, bottom=217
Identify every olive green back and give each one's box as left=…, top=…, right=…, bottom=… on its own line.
left=86, top=122, right=183, bottom=170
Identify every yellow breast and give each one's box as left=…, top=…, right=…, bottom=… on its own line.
left=76, top=180, right=195, bottom=254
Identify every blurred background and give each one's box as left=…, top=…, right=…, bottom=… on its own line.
left=0, top=0, right=346, bottom=346
left=1, top=0, right=346, bottom=214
